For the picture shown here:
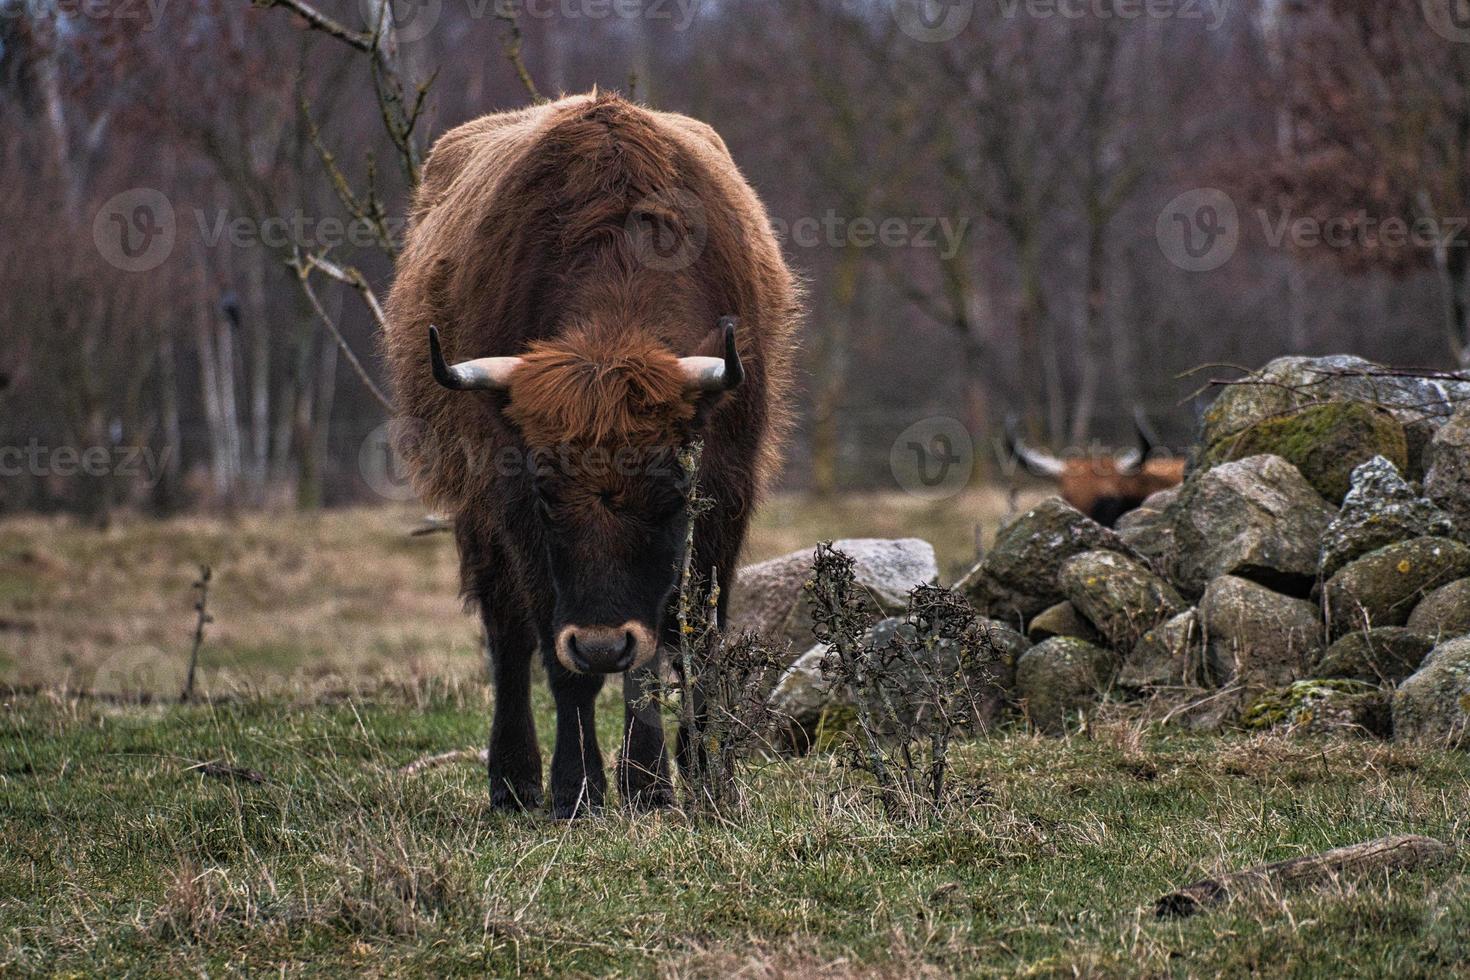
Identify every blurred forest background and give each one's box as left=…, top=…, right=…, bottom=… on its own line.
left=2, top=0, right=1467, bottom=523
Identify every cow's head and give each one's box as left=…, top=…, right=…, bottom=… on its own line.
left=428, top=319, right=742, bottom=674
left=1005, top=410, right=1185, bottom=527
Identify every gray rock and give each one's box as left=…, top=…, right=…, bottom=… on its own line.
left=728, top=538, right=938, bottom=655
left=1201, top=401, right=1408, bottom=504
left=1200, top=354, right=1470, bottom=480
left=1170, top=455, right=1337, bottom=596
left=1241, top=680, right=1392, bottom=738
left=1425, top=407, right=1470, bottom=535
left=1406, top=579, right=1470, bottom=642
left=1120, top=608, right=1201, bottom=690
left=1324, top=537, right=1470, bottom=637
left=1026, top=601, right=1101, bottom=644
left=961, top=498, right=1133, bottom=619
left=1115, top=486, right=1179, bottom=566
left=767, top=615, right=1026, bottom=751
left=1199, top=575, right=1323, bottom=691
left=1312, top=627, right=1436, bottom=684
left=1058, top=550, right=1185, bottom=651
left=1014, top=636, right=1116, bottom=736
left=1319, top=456, right=1457, bottom=580
left=1393, top=636, right=1470, bottom=745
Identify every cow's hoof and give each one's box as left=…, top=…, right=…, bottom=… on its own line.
left=490, top=779, right=543, bottom=812
left=549, top=787, right=605, bottom=822
left=621, top=780, right=675, bottom=811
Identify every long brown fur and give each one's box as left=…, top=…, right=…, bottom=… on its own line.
left=382, top=91, right=801, bottom=591
left=504, top=328, right=696, bottom=450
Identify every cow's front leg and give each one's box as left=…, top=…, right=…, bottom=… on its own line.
left=484, top=609, right=542, bottom=811
left=618, top=657, right=672, bottom=810
left=547, top=661, right=606, bottom=819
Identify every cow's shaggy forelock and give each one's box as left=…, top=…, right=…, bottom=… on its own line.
left=505, top=328, right=695, bottom=450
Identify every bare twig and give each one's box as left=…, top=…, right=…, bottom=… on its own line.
left=288, top=251, right=394, bottom=412
left=495, top=3, right=546, bottom=104
left=180, top=565, right=212, bottom=704
left=251, top=0, right=372, bottom=52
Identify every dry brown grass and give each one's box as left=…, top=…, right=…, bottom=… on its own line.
left=0, top=488, right=1049, bottom=695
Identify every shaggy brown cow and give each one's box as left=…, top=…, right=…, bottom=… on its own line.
left=384, top=93, right=799, bottom=817
left=1005, top=413, right=1186, bottom=526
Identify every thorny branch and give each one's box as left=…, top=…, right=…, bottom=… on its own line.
left=807, top=545, right=1003, bottom=823
left=180, top=565, right=213, bottom=703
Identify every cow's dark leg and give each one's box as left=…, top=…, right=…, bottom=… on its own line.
left=483, top=606, right=542, bottom=811
left=547, top=659, right=606, bottom=819
left=618, top=656, right=672, bottom=809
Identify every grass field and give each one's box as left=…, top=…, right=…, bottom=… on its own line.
left=0, top=489, right=1042, bottom=698
left=5, top=688, right=1469, bottom=976
left=3, top=494, right=1469, bottom=976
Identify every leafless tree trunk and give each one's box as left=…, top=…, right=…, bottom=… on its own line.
left=245, top=248, right=272, bottom=496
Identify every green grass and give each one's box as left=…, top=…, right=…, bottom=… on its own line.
left=3, top=686, right=1469, bottom=976
left=3, top=497, right=1467, bottom=975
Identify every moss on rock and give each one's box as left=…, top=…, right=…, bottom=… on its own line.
left=1241, top=679, right=1389, bottom=737
left=1324, top=537, right=1470, bottom=637
left=1204, top=401, right=1408, bottom=504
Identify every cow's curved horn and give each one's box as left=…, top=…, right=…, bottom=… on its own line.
left=1133, top=405, right=1164, bottom=459
left=1119, top=405, right=1164, bottom=473
left=678, top=316, right=745, bottom=394
left=1004, top=415, right=1066, bottom=478
left=428, top=325, right=524, bottom=392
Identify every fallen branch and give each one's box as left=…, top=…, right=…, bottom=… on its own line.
left=410, top=514, right=453, bottom=537
left=1155, top=834, right=1454, bottom=918
left=400, top=747, right=488, bottom=775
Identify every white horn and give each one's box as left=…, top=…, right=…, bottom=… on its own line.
left=1005, top=415, right=1066, bottom=478
left=679, top=316, right=744, bottom=394
left=429, top=325, right=523, bottom=392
